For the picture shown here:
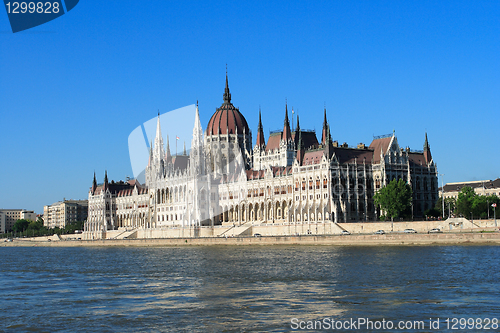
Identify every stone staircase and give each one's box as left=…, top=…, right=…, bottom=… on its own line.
left=218, top=223, right=253, bottom=237
left=112, top=228, right=138, bottom=239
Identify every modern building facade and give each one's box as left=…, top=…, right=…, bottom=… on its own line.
left=0, top=209, right=36, bottom=232
left=43, top=200, right=88, bottom=229
left=84, top=75, right=438, bottom=239
left=0, top=211, right=5, bottom=234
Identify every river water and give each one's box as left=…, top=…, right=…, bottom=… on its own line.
left=1, top=245, right=499, bottom=332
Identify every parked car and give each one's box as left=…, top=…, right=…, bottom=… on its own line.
left=341, top=230, right=351, bottom=235
left=253, top=233, right=262, bottom=237
left=404, top=229, right=417, bottom=233
left=428, top=228, right=442, bottom=234
left=374, top=230, right=385, bottom=235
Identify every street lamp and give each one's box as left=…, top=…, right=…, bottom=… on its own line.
left=492, top=203, right=497, bottom=227
left=439, top=173, right=445, bottom=219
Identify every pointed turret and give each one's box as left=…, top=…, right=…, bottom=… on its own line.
left=294, top=115, right=301, bottom=148
left=183, top=141, right=187, bottom=155
left=282, top=103, right=292, bottom=142
left=325, top=124, right=332, bottom=159
left=191, top=101, right=205, bottom=175
left=256, top=108, right=266, bottom=148
left=165, top=136, right=172, bottom=163
left=423, top=132, right=432, bottom=164
left=223, top=69, right=231, bottom=104
left=321, top=107, right=330, bottom=145
left=296, top=116, right=305, bottom=165
left=92, top=171, right=97, bottom=194
left=103, top=170, right=109, bottom=191
left=153, top=113, right=165, bottom=163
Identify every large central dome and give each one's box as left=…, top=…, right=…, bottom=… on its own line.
left=206, top=74, right=250, bottom=136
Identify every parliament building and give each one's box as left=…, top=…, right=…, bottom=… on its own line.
left=84, top=75, right=438, bottom=239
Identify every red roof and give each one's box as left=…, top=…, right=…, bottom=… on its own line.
left=302, top=150, right=324, bottom=165
left=368, top=137, right=392, bottom=163
left=408, top=152, right=426, bottom=166
left=333, top=147, right=374, bottom=164
left=265, top=130, right=319, bottom=152
left=206, top=103, right=249, bottom=135
left=271, top=166, right=292, bottom=176
left=265, top=132, right=282, bottom=151
left=246, top=169, right=266, bottom=180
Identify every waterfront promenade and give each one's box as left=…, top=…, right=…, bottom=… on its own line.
left=3, top=228, right=500, bottom=247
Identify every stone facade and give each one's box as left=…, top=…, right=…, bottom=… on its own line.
left=84, top=75, right=438, bottom=239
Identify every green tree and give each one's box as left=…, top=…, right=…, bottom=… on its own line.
left=64, top=221, right=84, bottom=234
left=12, top=219, right=30, bottom=232
left=435, top=197, right=456, bottom=218
left=455, top=187, right=476, bottom=218
left=424, top=207, right=440, bottom=218
left=374, top=179, right=413, bottom=220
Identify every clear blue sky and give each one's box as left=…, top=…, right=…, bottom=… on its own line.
left=1, top=0, right=499, bottom=214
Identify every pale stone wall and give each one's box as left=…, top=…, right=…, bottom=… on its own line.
left=80, top=219, right=500, bottom=241
left=5, top=231, right=500, bottom=247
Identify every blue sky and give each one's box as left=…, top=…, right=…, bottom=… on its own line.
left=1, top=0, right=499, bottom=214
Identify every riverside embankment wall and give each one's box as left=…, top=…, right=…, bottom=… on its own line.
left=4, top=231, right=500, bottom=247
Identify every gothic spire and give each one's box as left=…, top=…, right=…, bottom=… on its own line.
left=223, top=67, right=231, bottom=104
left=192, top=101, right=203, bottom=143
left=282, top=102, right=292, bottom=142
left=153, top=112, right=165, bottom=162
left=92, top=171, right=97, bottom=194
left=325, top=123, right=332, bottom=159
left=165, top=136, right=171, bottom=163
left=103, top=170, right=109, bottom=191
left=423, top=132, right=432, bottom=164
left=296, top=115, right=305, bottom=165
left=256, top=107, right=266, bottom=148
left=321, top=107, right=329, bottom=145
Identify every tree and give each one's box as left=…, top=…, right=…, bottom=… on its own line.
left=424, top=207, right=440, bottom=218
left=374, top=179, right=413, bottom=220
left=64, top=221, right=84, bottom=234
left=12, top=219, right=30, bottom=232
left=435, top=197, right=456, bottom=218
left=455, top=187, right=476, bottom=218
